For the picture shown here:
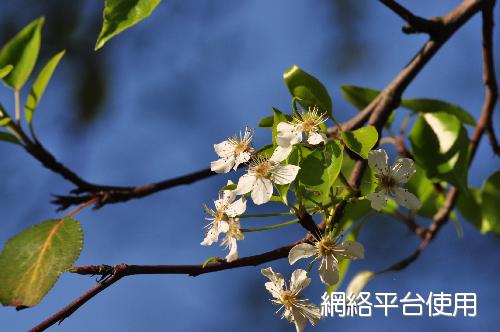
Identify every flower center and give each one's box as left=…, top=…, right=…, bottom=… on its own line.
left=280, top=290, right=297, bottom=309
left=214, top=208, right=226, bottom=221
left=316, top=237, right=336, bottom=257
left=249, top=157, right=274, bottom=179
left=234, top=141, right=251, bottom=155
left=377, top=173, right=398, bottom=192
left=301, top=118, right=317, bottom=133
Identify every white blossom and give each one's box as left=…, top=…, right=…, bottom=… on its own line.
left=288, top=234, right=364, bottom=286
left=274, top=107, right=327, bottom=159
left=261, top=267, right=321, bottom=332
left=201, top=182, right=246, bottom=246
left=210, top=128, right=254, bottom=173
left=220, top=219, right=244, bottom=262
left=366, top=149, right=421, bottom=211
left=234, top=152, right=300, bottom=205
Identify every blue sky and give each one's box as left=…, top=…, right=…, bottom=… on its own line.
left=0, top=1, right=499, bottom=331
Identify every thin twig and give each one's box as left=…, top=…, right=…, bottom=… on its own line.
left=379, top=0, right=444, bottom=35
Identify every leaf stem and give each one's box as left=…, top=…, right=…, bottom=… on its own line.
left=241, top=218, right=299, bottom=232
left=238, top=212, right=293, bottom=219
left=292, top=97, right=301, bottom=118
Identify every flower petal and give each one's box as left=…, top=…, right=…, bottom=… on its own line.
left=200, top=220, right=228, bottom=246
left=391, top=158, right=416, bottom=183
left=234, top=173, right=256, bottom=195
left=276, top=122, right=302, bottom=147
left=261, top=267, right=285, bottom=298
left=224, top=237, right=239, bottom=262
left=336, top=240, right=364, bottom=259
left=221, top=185, right=236, bottom=204
left=290, top=269, right=310, bottom=294
left=288, top=243, right=317, bottom=265
left=210, top=156, right=235, bottom=174
left=200, top=227, right=218, bottom=246
left=307, top=131, right=327, bottom=145
left=367, top=191, right=387, bottom=211
left=394, top=187, right=421, bottom=210
left=261, top=267, right=284, bottom=284
left=299, top=303, right=322, bottom=326
left=318, top=256, right=339, bottom=285
left=270, top=145, right=292, bottom=163
left=368, top=149, right=389, bottom=175
left=214, top=140, right=234, bottom=158
left=291, top=307, right=308, bottom=332
left=233, top=151, right=251, bottom=170
left=251, top=177, right=273, bottom=205
left=225, top=197, right=247, bottom=217
left=271, top=164, right=300, bottom=185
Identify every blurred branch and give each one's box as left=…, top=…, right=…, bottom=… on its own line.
left=379, top=0, right=444, bottom=35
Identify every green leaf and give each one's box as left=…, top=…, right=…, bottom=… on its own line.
left=0, top=132, right=21, bottom=145
left=220, top=183, right=237, bottom=192
left=341, top=125, right=378, bottom=159
left=95, top=0, right=161, bottom=50
left=258, top=115, right=274, bottom=128
left=480, top=171, right=500, bottom=236
left=0, top=218, right=83, bottom=308
left=202, top=257, right=218, bottom=268
left=457, top=187, right=483, bottom=229
left=0, top=117, right=12, bottom=127
left=24, top=50, right=65, bottom=123
left=406, top=165, right=444, bottom=218
left=0, top=17, right=44, bottom=90
left=299, top=140, right=343, bottom=203
left=275, top=146, right=302, bottom=205
left=283, top=65, right=332, bottom=117
left=345, top=270, right=375, bottom=297
left=457, top=172, right=500, bottom=237
left=340, top=85, right=379, bottom=110
left=0, top=65, right=13, bottom=79
left=401, top=98, right=475, bottom=126
left=409, top=112, right=469, bottom=192
left=272, top=108, right=287, bottom=146
left=254, top=144, right=274, bottom=158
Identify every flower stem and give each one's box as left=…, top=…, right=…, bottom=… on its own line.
left=338, top=171, right=356, bottom=193
left=241, top=218, right=299, bottom=232
left=238, top=212, right=293, bottom=219
left=14, top=90, right=20, bottom=123
left=291, top=97, right=301, bottom=118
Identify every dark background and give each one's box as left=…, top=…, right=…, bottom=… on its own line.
left=0, top=1, right=499, bottom=331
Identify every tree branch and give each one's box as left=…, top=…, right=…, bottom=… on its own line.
left=480, top=0, right=499, bottom=156
left=377, top=0, right=498, bottom=276
left=379, top=0, right=444, bottom=35
left=51, top=167, right=215, bottom=211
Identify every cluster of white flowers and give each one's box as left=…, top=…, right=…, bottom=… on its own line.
left=200, top=181, right=246, bottom=262
left=203, top=113, right=422, bottom=331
